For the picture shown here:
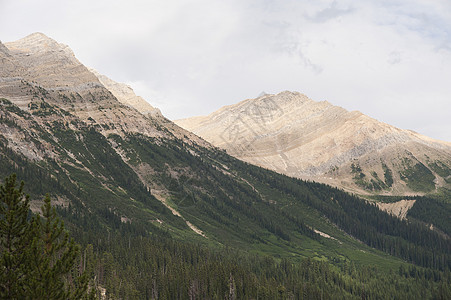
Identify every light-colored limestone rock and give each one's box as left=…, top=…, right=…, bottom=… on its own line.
left=5, top=33, right=101, bottom=90
left=1, top=33, right=207, bottom=147
left=88, top=68, right=162, bottom=117
left=176, top=91, right=451, bottom=195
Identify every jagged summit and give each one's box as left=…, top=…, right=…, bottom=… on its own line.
left=6, top=32, right=77, bottom=59
left=8, top=32, right=64, bottom=48
left=176, top=91, right=451, bottom=195
left=23, top=32, right=51, bottom=39
left=239, top=91, right=315, bottom=112
left=0, top=33, right=208, bottom=145
left=19, top=32, right=53, bottom=42
left=4, top=32, right=98, bottom=90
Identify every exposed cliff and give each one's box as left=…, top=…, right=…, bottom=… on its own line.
left=176, top=91, right=451, bottom=195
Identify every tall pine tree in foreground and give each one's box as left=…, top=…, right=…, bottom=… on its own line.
left=0, top=174, right=93, bottom=299
left=0, top=174, right=30, bottom=298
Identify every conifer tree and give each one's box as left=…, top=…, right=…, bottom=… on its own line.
left=0, top=174, right=30, bottom=298
left=26, top=194, right=89, bottom=299
left=0, top=174, right=93, bottom=299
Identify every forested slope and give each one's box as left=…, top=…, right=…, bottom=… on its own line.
left=1, top=95, right=450, bottom=298
left=1, top=32, right=450, bottom=298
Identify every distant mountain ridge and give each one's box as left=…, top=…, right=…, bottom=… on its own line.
left=176, top=91, right=451, bottom=195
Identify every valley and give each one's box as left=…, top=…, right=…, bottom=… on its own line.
left=176, top=91, right=451, bottom=197
left=0, top=33, right=450, bottom=299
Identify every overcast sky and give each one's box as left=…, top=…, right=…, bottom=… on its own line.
left=1, top=0, right=450, bottom=141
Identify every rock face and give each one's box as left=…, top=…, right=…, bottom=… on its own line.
left=0, top=33, right=206, bottom=146
left=88, top=68, right=162, bottom=118
left=0, top=33, right=210, bottom=234
left=5, top=33, right=100, bottom=89
left=176, top=91, right=451, bottom=195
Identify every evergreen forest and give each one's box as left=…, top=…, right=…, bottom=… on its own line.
left=1, top=94, right=450, bottom=299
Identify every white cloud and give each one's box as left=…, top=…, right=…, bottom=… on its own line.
left=0, top=0, right=450, bottom=141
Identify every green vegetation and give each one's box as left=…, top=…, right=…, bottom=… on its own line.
left=2, top=174, right=446, bottom=299
left=408, top=196, right=451, bottom=235
left=1, top=97, right=450, bottom=299
left=382, top=163, right=393, bottom=187
left=30, top=100, right=59, bottom=117
left=370, top=171, right=386, bottom=191
left=350, top=163, right=388, bottom=191
left=399, top=158, right=436, bottom=192
left=351, top=193, right=450, bottom=243
left=68, top=228, right=451, bottom=299
left=432, top=187, right=451, bottom=203
left=428, top=160, right=451, bottom=184
left=0, top=174, right=93, bottom=299
left=1, top=98, right=30, bottom=118
left=350, top=163, right=371, bottom=190
left=366, top=195, right=415, bottom=203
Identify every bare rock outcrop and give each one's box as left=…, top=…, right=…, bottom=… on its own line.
left=176, top=91, right=451, bottom=195
left=1, top=33, right=207, bottom=146
left=88, top=68, right=162, bottom=118
left=5, top=33, right=101, bottom=90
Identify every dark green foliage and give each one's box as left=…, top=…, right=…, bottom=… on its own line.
left=369, top=171, right=386, bottom=191
left=0, top=101, right=185, bottom=233
left=367, top=194, right=416, bottom=203
left=230, top=160, right=451, bottom=271
left=0, top=175, right=92, bottom=299
left=69, top=225, right=451, bottom=299
left=2, top=97, right=451, bottom=298
left=117, top=134, right=314, bottom=244
left=107, top=133, right=451, bottom=272
left=350, top=163, right=384, bottom=191
left=433, top=188, right=451, bottom=203
left=0, top=174, right=31, bottom=298
left=31, top=100, right=59, bottom=117
left=25, top=195, right=89, bottom=299
left=57, top=215, right=450, bottom=300
left=399, top=160, right=436, bottom=192
left=428, top=160, right=451, bottom=179
left=408, top=197, right=451, bottom=235
left=0, top=137, right=70, bottom=199
left=382, top=163, right=394, bottom=187
left=0, top=98, right=30, bottom=118
left=351, top=163, right=366, bottom=188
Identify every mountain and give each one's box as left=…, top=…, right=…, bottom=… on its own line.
left=0, top=32, right=207, bottom=228
left=88, top=67, right=162, bottom=118
left=1, top=33, right=450, bottom=298
left=176, top=91, right=451, bottom=196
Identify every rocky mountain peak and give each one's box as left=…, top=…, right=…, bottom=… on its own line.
left=5, top=32, right=75, bottom=59
left=176, top=91, right=451, bottom=196
left=269, top=90, right=311, bottom=105
left=1, top=33, right=209, bottom=147
left=4, top=33, right=100, bottom=91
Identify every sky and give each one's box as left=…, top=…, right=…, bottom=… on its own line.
left=1, top=0, right=450, bottom=141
